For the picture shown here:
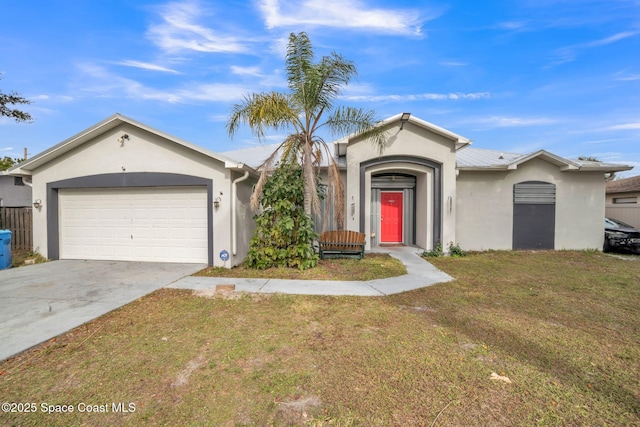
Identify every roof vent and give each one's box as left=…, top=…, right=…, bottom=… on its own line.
left=499, top=153, right=504, bottom=159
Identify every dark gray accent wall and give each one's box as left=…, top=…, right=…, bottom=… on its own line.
left=46, top=172, right=214, bottom=265
left=513, top=181, right=556, bottom=250
left=360, top=156, right=442, bottom=249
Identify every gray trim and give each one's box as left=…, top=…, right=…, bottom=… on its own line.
left=47, top=172, right=214, bottom=265
left=372, top=174, right=417, bottom=245
left=360, top=156, right=442, bottom=249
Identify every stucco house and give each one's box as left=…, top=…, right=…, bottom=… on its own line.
left=8, top=112, right=632, bottom=267
left=0, top=171, right=32, bottom=208
left=605, top=175, right=640, bottom=228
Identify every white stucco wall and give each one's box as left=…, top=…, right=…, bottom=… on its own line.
left=456, top=158, right=606, bottom=251
left=29, top=123, right=251, bottom=267
left=345, top=121, right=458, bottom=250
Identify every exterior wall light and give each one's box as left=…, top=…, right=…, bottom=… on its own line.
left=399, top=112, right=411, bottom=130
left=33, top=199, right=42, bottom=209
left=117, top=134, right=130, bottom=145
left=214, top=197, right=221, bottom=209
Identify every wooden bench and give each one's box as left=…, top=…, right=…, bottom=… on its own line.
left=318, top=230, right=366, bottom=260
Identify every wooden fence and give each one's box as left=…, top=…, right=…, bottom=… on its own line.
left=0, top=207, right=33, bottom=251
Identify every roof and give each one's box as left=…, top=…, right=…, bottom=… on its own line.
left=9, top=113, right=255, bottom=175
left=226, top=142, right=633, bottom=175
left=456, top=147, right=632, bottom=173
left=222, top=142, right=345, bottom=169
left=456, top=148, right=523, bottom=168
left=606, top=175, right=640, bottom=193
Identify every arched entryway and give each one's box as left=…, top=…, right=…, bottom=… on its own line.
left=360, top=156, right=442, bottom=250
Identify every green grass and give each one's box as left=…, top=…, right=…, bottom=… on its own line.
left=1, top=251, right=638, bottom=426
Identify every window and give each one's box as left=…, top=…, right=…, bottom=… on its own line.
left=14, top=176, right=24, bottom=186
left=613, top=197, right=637, bottom=204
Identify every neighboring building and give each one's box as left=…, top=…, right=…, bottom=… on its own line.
left=8, top=113, right=633, bottom=266
left=605, top=175, right=640, bottom=229
left=0, top=171, right=32, bottom=208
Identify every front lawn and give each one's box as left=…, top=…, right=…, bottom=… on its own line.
left=1, top=251, right=638, bottom=425
left=194, top=252, right=407, bottom=281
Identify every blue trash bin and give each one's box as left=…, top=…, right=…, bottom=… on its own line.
left=0, top=230, right=12, bottom=270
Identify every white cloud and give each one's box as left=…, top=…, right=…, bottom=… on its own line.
left=551, top=30, right=640, bottom=66
left=147, top=1, right=248, bottom=54
left=258, top=0, right=428, bottom=36
left=177, top=83, right=251, bottom=102
left=115, top=60, right=181, bottom=74
left=613, top=71, right=640, bottom=81
left=498, top=20, right=529, bottom=30
left=583, top=137, right=628, bottom=144
left=586, top=31, right=639, bottom=48
left=473, top=116, right=558, bottom=127
left=77, top=63, right=249, bottom=103
left=230, top=66, right=262, bottom=76
left=605, top=122, right=640, bottom=130
left=30, top=94, right=73, bottom=102
left=341, top=92, right=491, bottom=102
left=439, top=61, right=468, bottom=67
left=229, top=65, right=287, bottom=88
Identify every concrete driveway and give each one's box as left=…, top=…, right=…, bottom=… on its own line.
left=0, top=260, right=205, bottom=361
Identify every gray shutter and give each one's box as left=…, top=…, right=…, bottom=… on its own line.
left=514, top=182, right=556, bottom=204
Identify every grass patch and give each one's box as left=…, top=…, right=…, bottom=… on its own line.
left=10, top=249, right=47, bottom=267
left=194, top=252, right=407, bottom=280
left=1, top=251, right=638, bottom=425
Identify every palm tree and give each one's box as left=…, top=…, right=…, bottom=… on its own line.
left=227, top=32, right=387, bottom=228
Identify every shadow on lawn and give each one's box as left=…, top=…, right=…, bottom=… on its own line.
left=436, top=314, right=639, bottom=418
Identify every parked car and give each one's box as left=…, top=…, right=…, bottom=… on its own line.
left=604, top=217, right=640, bottom=253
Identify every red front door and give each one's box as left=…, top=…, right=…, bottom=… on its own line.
left=381, top=192, right=403, bottom=243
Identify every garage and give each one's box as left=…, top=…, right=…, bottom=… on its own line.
left=59, top=186, right=208, bottom=263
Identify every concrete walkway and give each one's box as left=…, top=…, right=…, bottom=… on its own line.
left=169, top=246, right=453, bottom=296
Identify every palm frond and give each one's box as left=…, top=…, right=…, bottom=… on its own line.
left=325, top=106, right=388, bottom=154
left=227, top=92, right=299, bottom=141
left=286, top=32, right=314, bottom=95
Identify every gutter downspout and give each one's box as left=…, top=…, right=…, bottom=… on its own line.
left=231, top=170, right=250, bottom=255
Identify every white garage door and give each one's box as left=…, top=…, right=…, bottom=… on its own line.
left=59, top=187, right=208, bottom=263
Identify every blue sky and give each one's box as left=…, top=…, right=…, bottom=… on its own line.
left=1, top=0, right=639, bottom=176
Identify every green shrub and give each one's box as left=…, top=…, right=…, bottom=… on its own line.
left=448, top=241, right=466, bottom=257
left=244, top=163, right=318, bottom=270
left=423, top=241, right=444, bottom=257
